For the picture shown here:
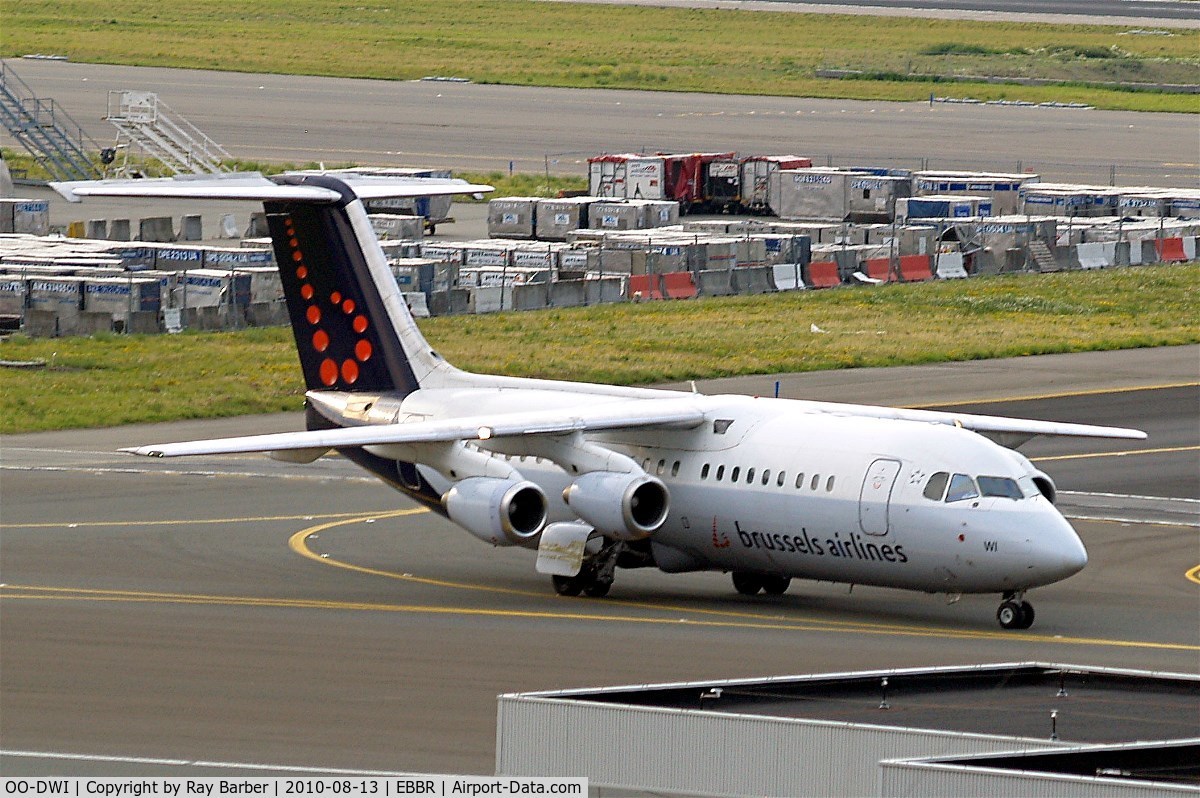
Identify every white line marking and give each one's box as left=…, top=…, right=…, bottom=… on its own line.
left=0, top=749, right=419, bottom=775
left=1059, top=490, right=1199, bottom=505
left=0, top=465, right=373, bottom=482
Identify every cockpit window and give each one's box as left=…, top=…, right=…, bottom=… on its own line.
left=923, top=472, right=949, bottom=501
left=978, top=476, right=1023, bottom=500
left=945, top=473, right=979, bottom=502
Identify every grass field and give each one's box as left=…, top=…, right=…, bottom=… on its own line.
left=1, top=265, right=1196, bottom=434
left=4, top=0, right=1198, bottom=112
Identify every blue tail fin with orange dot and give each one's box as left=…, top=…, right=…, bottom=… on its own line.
left=264, top=175, right=422, bottom=397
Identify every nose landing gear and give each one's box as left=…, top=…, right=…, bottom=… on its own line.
left=997, top=591, right=1035, bottom=629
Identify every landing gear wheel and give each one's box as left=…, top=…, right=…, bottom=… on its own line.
left=732, top=572, right=765, bottom=596
left=1018, top=601, right=1035, bottom=629
left=761, top=576, right=792, bottom=596
left=552, top=574, right=584, bottom=597
left=584, top=580, right=612, bottom=598
left=997, top=600, right=1025, bottom=629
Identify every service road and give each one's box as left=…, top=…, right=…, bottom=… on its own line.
left=2, top=347, right=1197, bottom=776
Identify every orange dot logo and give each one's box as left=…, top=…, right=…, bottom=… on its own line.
left=355, top=339, right=373, bottom=361
left=341, top=359, right=359, bottom=384
left=312, top=329, right=330, bottom=352
left=292, top=251, right=303, bottom=262
left=330, top=291, right=342, bottom=305
left=306, top=306, right=321, bottom=325
left=353, top=315, right=368, bottom=333
left=289, top=238, right=299, bottom=248
left=300, top=284, right=314, bottom=300
left=342, top=298, right=356, bottom=314
left=319, top=358, right=338, bottom=386
left=296, top=266, right=308, bottom=280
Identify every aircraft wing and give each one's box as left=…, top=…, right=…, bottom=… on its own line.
left=51, top=172, right=493, bottom=203
left=796, top=400, right=1147, bottom=440
left=121, top=397, right=708, bottom=458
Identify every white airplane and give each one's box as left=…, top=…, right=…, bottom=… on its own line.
left=56, top=172, right=1147, bottom=630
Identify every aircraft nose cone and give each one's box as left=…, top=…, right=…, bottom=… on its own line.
left=1060, top=533, right=1089, bottom=577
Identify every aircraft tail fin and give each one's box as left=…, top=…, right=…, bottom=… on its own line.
left=265, top=175, right=424, bottom=395
left=52, top=172, right=492, bottom=397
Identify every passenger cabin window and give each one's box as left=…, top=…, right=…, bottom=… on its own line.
left=978, top=476, right=1023, bottom=500
left=671, top=461, right=680, bottom=477
left=731, top=467, right=741, bottom=482
left=716, top=465, right=725, bottom=481
left=656, top=459, right=666, bottom=476
left=795, top=472, right=805, bottom=489
left=746, top=468, right=755, bottom=484
left=701, top=463, right=710, bottom=480
left=810, top=474, right=820, bottom=491
left=762, top=469, right=771, bottom=486
left=826, top=476, right=835, bottom=492
left=777, top=471, right=786, bottom=487
left=923, top=472, right=949, bottom=501
left=946, top=473, right=979, bottom=502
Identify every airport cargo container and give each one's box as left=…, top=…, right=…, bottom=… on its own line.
left=171, top=269, right=251, bottom=309
left=535, top=197, right=601, bottom=241
left=1020, top=184, right=1118, bottom=218
left=459, top=266, right=552, bottom=287
left=740, top=156, right=812, bottom=213
left=418, top=243, right=466, bottom=265
left=589, top=200, right=646, bottom=231
left=0, top=277, right=27, bottom=315
left=202, top=247, right=275, bottom=270
left=641, top=199, right=681, bottom=228
left=0, top=260, right=74, bottom=276
left=331, top=167, right=458, bottom=230
left=28, top=276, right=86, bottom=317
left=152, top=244, right=205, bottom=271
left=487, top=197, right=541, bottom=239
left=704, top=160, right=741, bottom=212
left=1171, top=194, right=1200, bottom=218
left=896, top=195, right=992, bottom=222
left=369, top=213, right=425, bottom=241
left=84, top=276, right=164, bottom=320
left=559, top=248, right=600, bottom=272
left=845, top=174, right=911, bottom=223
left=588, top=154, right=641, bottom=198
left=1116, top=191, right=1172, bottom=219
left=589, top=152, right=735, bottom=211
left=463, top=243, right=513, bottom=268
left=748, top=233, right=812, bottom=267
left=390, top=259, right=458, bottom=295
left=510, top=245, right=564, bottom=271
left=913, top=171, right=1038, bottom=215
left=769, top=168, right=886, bottom=220
left=0, top=199, right=51, bottom=235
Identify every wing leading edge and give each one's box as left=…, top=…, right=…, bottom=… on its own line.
left=795, top=399, right=1147, bottom=441
left=121, top=396, right=709, bottom=458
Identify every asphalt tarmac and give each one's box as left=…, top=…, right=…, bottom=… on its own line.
left=2, top=347, right=1197, bottom=777
left=7, top=59, right=1199, bottom=187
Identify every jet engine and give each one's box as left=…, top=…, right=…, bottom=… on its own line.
left=563, top=471, right=669, bottom=540
left=442, top=477, right=549, bottom=548
left=1031, top=470, right=1057, bottom=504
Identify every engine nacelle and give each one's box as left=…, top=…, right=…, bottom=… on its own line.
left=563, top=471, right=669, bottom=540
left=1032, top=470, right=1057, bottom=504
left=443, top=477, right=548, bottom=548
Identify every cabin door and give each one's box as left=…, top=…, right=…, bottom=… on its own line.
left=859, top=458, right=901, bottom=536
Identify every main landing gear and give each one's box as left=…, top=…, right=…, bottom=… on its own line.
left=551, top=540, right=623, bottom=598
left=997, top=591, right=1035, bottom=630
left=732, top=572, right=791, bottom=596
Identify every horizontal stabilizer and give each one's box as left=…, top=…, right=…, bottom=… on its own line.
left=121, top=396, right=707, bottom=458
left=797, top=400, right=1147, bottom=441
left=52, top=172, right=493, bottom=203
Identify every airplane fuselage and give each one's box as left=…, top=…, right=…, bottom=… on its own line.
left=316, top=384, right=1087, bottom=597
